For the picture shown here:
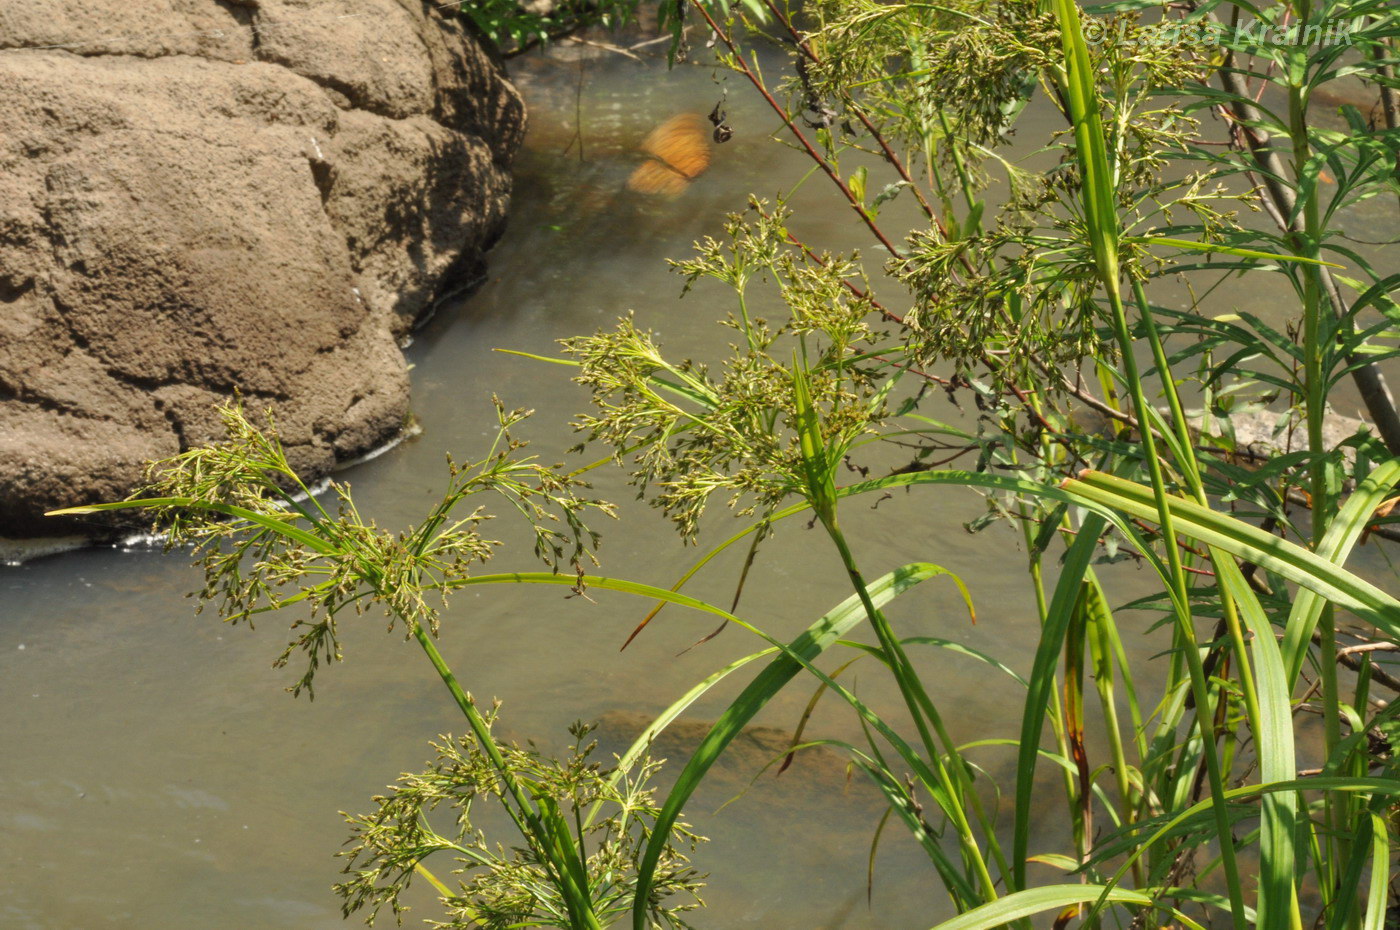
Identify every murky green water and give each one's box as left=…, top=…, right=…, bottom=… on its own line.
left=3, top=41, right=1398, bottom=930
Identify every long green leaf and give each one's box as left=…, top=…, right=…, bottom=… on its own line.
left=1052, top=0, right=1118, bottom=281
left=1064, top=471, right=1400, bottom=632
left=1089, top=777, right=1400, bottom=916
left=629, top=563, right=949, bottom=929
left=1216, top=558, right=1297, bottom=930
left=1138, top=235, right=1344, bottom=267
left=1363, top=810, right=1391, bottom=930
left=48, top=497, right=333, bottom=553
left=1012, top=513, right=1105, bottom=889
left=585, top=645, right=780, bottom=830
left=929, top=884, right=1197, bottom=930
left=1282, top=459, right=1400, bottom=680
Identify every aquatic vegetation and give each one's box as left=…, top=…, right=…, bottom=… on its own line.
left=573, top=0, right=1400, bottom=923
left=337, top=719, right=705, bottom=929
left=55, top=402, right=701, bottom=930
left=57, top=0, right=1400, bottom=926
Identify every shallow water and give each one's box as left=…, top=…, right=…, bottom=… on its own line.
left=3, top=40, right=1398, bottom=930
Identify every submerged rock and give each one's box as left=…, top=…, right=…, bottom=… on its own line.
left=0, top=0, right=525, bottom=537
left=591, top=710, right=884, bottom=809
left=1191, top=407, right=1369, bottom=463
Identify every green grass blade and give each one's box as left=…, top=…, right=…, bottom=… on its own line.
left=48, top=497, right=334, bottom=553
left=1138, top=235, right=1344, bottom=267
left=1282, top=459, right=1400, bottom=681
left=1088, top=777, right=1400, bottom=918
left=628, top=562, right=949, bottom=929
left=584, top=645, right=780, bottom=830
left=624, top=505, right=806, bottom=646
left=1052, top=0, right=1118, bottom=281
left=927, top=884, right=1193, bottom=930
left=1064, top=471, right=1400, bottom=631
left=1012, top=513, right=1106, bottom=889
left=844, top=751, right=979, bottom=908
left=1216, top=558, right=1298, bottom=930
left=491, top=347, right=580, bottom=366
left=895, top=637, right=1028, bottom=686
left=1363, top=810, right=1391, bottom=930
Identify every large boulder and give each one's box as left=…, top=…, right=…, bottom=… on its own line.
left=0, top=0, right=525, bottom=538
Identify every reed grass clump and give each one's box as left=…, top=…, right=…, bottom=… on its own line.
left=58, top=0, right=1400, bottom=925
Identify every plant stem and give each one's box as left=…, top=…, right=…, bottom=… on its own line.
left=411, top=623, right=604, bottom=930
left=820, top=514, right=1005, bottom=905
left=1101, top=277, right=1249, bottom=925
left=1285, top=15, right=1349, bottom=903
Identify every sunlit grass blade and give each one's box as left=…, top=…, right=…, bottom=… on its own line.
left=888, top=636, right=1027, bottom=687
left=627, top=562, right=950, bottom=929
left=1282, top=459, right=1400, bottom=680
left=1063, top=470, right=1400, bottom=631
left=1362, top=809, right=1391, bottom=930
left=492, top=347, right=579, bottom=366
left=842, top=748, right=980, bottom=908
left=620, top=505, right=804, bottom=648
left=1136, top=235, right=1344, bottom=267
left=1086, top=776, right=1400, bottom=920
left=584, top=645, right=780, bottom=829
left=1215, top=557, right=1298, bottom=930
left=927, top=884, right=1202, bottom=930
left=1011, top=512, right=1105, bottom=889
left=49, top=497, right=334, bottom=553
left=1052, top=0, right=1118, bottom=282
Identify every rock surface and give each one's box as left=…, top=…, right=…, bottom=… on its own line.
left=0, top=0, right=525, bottom=537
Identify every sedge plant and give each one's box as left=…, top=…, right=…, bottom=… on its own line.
left=56, top=0, right=1400, bottom=925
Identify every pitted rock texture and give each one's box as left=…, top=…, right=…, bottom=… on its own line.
left=0, top=0, right=525, bottom=537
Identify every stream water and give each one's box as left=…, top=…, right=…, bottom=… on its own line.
left=3, top=40, right=1398, bottom=930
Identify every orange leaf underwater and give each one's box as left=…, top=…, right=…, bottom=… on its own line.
left=627, top=112, right=712, bottom=195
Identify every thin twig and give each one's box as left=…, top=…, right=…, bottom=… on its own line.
left=757, top=0, right=941, bottom=224
left=688, top=0, right=906, bottom=257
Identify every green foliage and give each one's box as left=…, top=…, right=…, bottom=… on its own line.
left=337, top=718, right=705, bottom=929
left=573, top=0, right=1400, bottom=924
left=454, top=0, right=645, bottom=56
left=134, top=400, right=611, bottom=697
left=451, top=0, right=769, bottom=58
left=59, top=0, right=1400, bottom=926
left=56, top=404, right=682, bottom=930
left=563, top=201, right=889, bottom=537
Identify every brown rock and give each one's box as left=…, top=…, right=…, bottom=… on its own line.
left=0, top=0, right=525, bottom=538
